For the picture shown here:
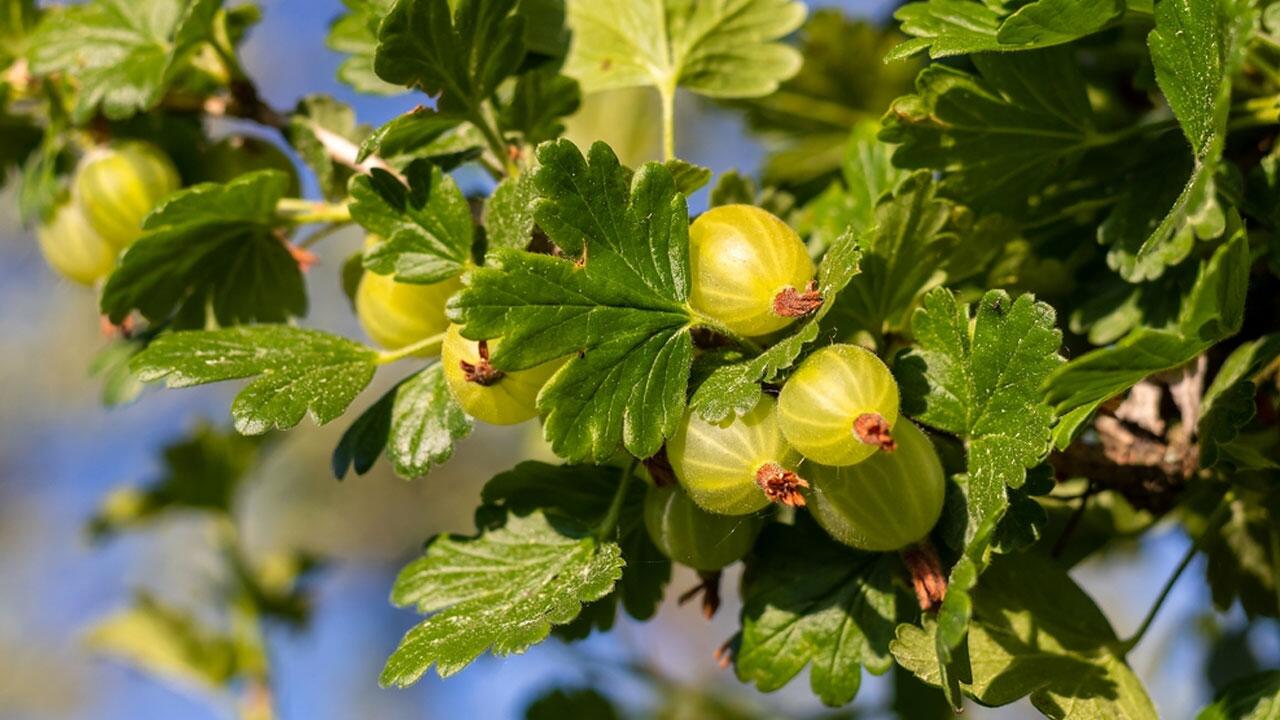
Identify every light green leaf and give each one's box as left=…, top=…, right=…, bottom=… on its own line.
left=888, top=0, right=1124, bottom=61
left=100, top=171, right=306, bottom=327
left=1197, top=671, right=1280, bottom=720
left=351, top=161, right=474, bottom=283
left=1130, top=0, right=1259, bottom=279
left=880, top=48, right=1097, bottom=217
left=450, top=140, right=694, bottom=462
left=381, top=510, right=623, bottom=686
left=564, top=0, right=806, bottom=99
left=0, top=0, right=38, bottom=65
left=893, top=554, right=1159, bottom=719
left=131, top=326, right=379, bottom=435
left=1046, top=226, right=1249, bottom=427
left=735, top=516, right=897, bottom=707
left=327, top=0, right=405, bottom=96
left=897, top=289, right=1063, bottom=531
left=87, top=593, right=240, bottom=691
left=484, top=172, right=537, bottom=252
left=373, top=0, right=526, bottom=116
left=689, top=225, right=861, bottom=422
left=28, top=0, right=219, bottom=121
left=482, top=462, right=670, bottom=623
left=357, top=107, right=462, bottom=163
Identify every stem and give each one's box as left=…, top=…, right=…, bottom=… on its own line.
left=296, top=222, right=349, bottom=249
left=1119, top=498, right=1231, bottom=655
left=659, top=81, right=677, bottom=161
left=276, top=198, right=352, bottom=225
left=594, top=460, right=636, bottom=541
left=471, top=101, right=517, bottom=178
left=375, top=332, right=447, bottom=365
left=688, top=310, right=764, bottom=355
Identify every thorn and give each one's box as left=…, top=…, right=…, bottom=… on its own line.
left=755, top=463, right=809, bottom=507
left=901, top=542, right=947, bottom=611
left=677, top=570, right=722, bottom=619
left=100, top=314, right=136, bottom=339
left=854, top=413, right=896, bottom=452
left=713, top=637, right=734, bottom=669
left=772, top=280, right=823, bottom=318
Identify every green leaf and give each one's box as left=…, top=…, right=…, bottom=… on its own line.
left=893, top=553, right=1158, bottom=719
left=88, top=423, right=263, bottom=538
left=1197, top=671, right=1280, bottom=720
left=825, top=171, right=952, bottom=340
left=689, top=225, right=861, bottom=422
left=131, top=326, right=379, bottom=435
left=663, top=159, right=712, bottom=196
left=897, top=289, right=1063, bottom=532
left=880, top=48, right=1097, bottom=218
left=484, top=172, right=537, bottom=252
left=482, top=462, right=670, bottom=623
left=734, top=515, right=897, bottom=707
left=1199, top=335, right=1280, bottom=468
left=357, top=106, right=462, bottom=163
left=89, top=337, right=146, bottom=407
left=351, top=161, right=474, bottom=283
left=1046, top=226, right=1249, bottom=433
left=100, top=171, right=307, bottom=327
left=1199, top=491, right=1280, bottom=618
left=450, top=140, right=694, bottom=461
left=28, top=0, right=219, bottom=122
left=709, top=170, right=757, bottom=208
left=287, top=94, right=370, bottom=201
left=380, top=510, right=624, bottom=686
left=500, top=64, right=581, bottom=145
left=564, top=0, right=806, bottom=99
left=525, top=688, right=621, bottom=720
left=888, top=0, right=1124, bottom=60
left=1128, top=0, right=1258, bottom=280
left=327, top=0, right=405, bottom=96
left=374, top=0, right=526, bottom=115
left=87, top=593, right=239, bottom=691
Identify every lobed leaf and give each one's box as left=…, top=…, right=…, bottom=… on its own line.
left=380, top=511, right=624, bottom=686
left=131, top=326, right=379, bottom=435
left=352, top=160, right=474, bottom=283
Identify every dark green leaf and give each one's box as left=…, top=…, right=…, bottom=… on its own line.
left=500, top=64, right=580, bottom=145
left=709, top=170, right=757, bottom=208
left=351, top=160, right=474, bottom=283
left=1046, top=227, right=1249, bottom=438
left=1198, top=491, right=1280, bottom=618
left=357, top=106, right=462, bottom=163
left=374, top=0, right=526, bottom=115
left=131, top=326, right=379, bottom=435
left=380, top=510, right=624, bottom=686
left=28, top=0, right=219, bottom=121
left=735, top=516, right=897, bottom=707
left=888, top=0, right=1124, bottom=60
left=525, top=687, right=620, bottom=720
left=1199, top=335, right=1280, bottom=468
left=690, top=226, right=861, bottom=422
left=100, top=171, right=307, bottom=327
left=450, top=140, right=694, bottom=461
left=894, top=553, right=1158, bottom=718
left=1197, top=670, right=1280, bottom=720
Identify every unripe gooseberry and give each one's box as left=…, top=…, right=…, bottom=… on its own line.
left=777, top=344, right=900, bottom=466
left=441, top=324, right=563, bottom=425
left=72, top=140, right=181, bottom=250
left=687, top=204, right=820, bottom=338
left=202, top=136, right=301, bottom=197
left=643, top=483, right=763, bottom=572
left=666, top=395, right=807, bottom=516
left=36, top=200, right=118, bottom=285
left=804, top=420, right=945, bottom=552
left=354, top=265, right=460, bottom=355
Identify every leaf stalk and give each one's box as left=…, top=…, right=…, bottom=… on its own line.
left=375, top=333, right=447, bottom=365
left=594, top=460, right=636, bottom=541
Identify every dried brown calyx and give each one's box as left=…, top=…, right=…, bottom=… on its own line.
left=678, top=570, right=723, bottom=619
left=459, top=340, right=505, bottom=386
left=755, top=462, right=809, bottom=507
left=854, top=412, right=897, bottom=452
left=772, top=280, right=823, bottom=318
left=901, top=542, right=947, bottom=611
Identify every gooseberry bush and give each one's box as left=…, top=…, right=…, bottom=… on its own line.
left=4, top=0, right=1280, bottom=717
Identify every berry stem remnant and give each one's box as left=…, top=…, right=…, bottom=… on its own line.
left=772, top=280, right=823, bottom=318
left=854, top=413, right=897, bottom=452
left=901, top=542, right=947, bottom=611
left=754, top=462, right=809, bottom=507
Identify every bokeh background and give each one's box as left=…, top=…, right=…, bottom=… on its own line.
left=1, top=1, right=1277, bottom=718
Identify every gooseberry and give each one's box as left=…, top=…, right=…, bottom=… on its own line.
left=777, top=344, right=900, bottom=466
left=72, top=140, right=181, bottom=250
left=202, top=136, right=301, bottom=197
left=666, top=395, right=807, bottom=515
left=441, top=324, right=563, bottom=425
left=804, top=420, right=945, bottom=553
left=354, top=267, right=460, bottom=355
left=643, top=483, right=762, bottom=572
left=687, top=204, right=820, bottom=338
left=36, top=200, right=117, bottom=285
